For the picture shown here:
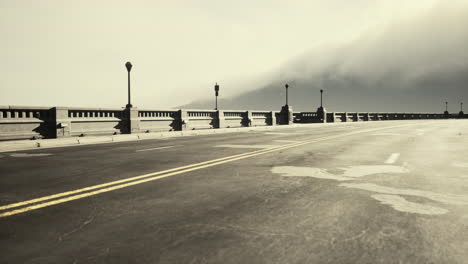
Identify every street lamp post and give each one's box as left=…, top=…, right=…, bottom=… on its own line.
left=444, top=101, right=449, bottom=118
left=280, top=83, right=292, bottom=125
left=460, top=102, right=464, bottom=116
left=317, top=89, right=327, bottom=123
left=125, top=62, right=133, bottom=108
left=320, top=89, right=324, bottom=108
left=214, top=83, right=220, bottom=110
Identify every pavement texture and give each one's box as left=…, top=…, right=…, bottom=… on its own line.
left=1, top=120, right=468, bottom=263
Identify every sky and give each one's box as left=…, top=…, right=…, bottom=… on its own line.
left=0, top=0, right=461, bottom=109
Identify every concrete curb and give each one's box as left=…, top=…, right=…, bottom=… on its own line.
left=0, top=122, right=377, bottom=153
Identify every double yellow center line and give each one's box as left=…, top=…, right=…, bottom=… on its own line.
left=0, top=124, right=412, bottom=218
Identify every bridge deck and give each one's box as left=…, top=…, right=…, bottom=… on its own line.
left=1, top=120, right=467, bottom=263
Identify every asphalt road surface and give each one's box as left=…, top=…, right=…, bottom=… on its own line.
left=1, top=120, right=468, bottom=263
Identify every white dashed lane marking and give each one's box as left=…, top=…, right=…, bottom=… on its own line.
left=9, top=153, right=52, bottom=157
left=370, top=133, right=401, bottom=136
left=384, top=153, right=400, bottom=164
left=274, top=140, right=299, bottom=143
left=452, top=162, right=468, bottom=168
left=136, top=146, right=182, bottom=152
left=215, top=144, right=279, bottom=149
left=263, top=132, right=289, bottom=135
left=264, top=132, right=304, bottom=135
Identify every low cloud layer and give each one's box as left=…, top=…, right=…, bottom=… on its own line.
left=186, top=1, right=468, bottom=112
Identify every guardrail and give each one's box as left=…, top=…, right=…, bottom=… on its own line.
left=0, top=105, right=465, bottom=141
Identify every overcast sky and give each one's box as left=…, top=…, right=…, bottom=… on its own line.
left=0, top=0, right=451, bottom=108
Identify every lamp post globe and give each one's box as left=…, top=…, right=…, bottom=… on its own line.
left=125, top=62, right=132, bottom=72
left=125, top=62, right=133, bottom=108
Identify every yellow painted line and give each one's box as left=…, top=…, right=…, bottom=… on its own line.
left=0, top=123, right=415, bottom=218
left=0, top=133, right=345, bottom=217
left=0, top=144, right=292, bottom=211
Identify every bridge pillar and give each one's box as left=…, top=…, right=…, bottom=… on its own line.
left=216, top=110, right=225, bottom=128
left=316, top=106, right=327, bottom=123
left=246, top=110, right=253, bottom=127
left=270, top=111, right=276, bottom=126
left=179, top=109, right=189, bottom=131
left=279, top=105, right=293, bottom=125
left=53, top=107, right=71, bottom=138
left=444, top=111, right=450, bottom=119
left=329, top=112, right=336, bottom=123
left=124, top=107, right=140, bottom=134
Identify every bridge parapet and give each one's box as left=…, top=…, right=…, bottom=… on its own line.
left=0, top=105, right=465, bottom=141
left=222, top=110, right=246, bottom=128
left=251, top=111, right=271, bottom=127
left=61, top=107, right=125, bottom=137
left=0, top=106, right=53, bottom=140
left=137, top=109, right=179, bottom=133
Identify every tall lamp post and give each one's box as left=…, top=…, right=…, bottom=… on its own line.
left=125, top=62, right=133, bottom=108
left=285, top=84, right=289, bottom=106
left=317, top=89, right=327, bottom=123
left=320, top=89, right=324, bottom=108
left=460, top=102, right=464, bottom=116
left=444, top=101, right=449, bottom=118
left=214, top=83, right=220, bottom=110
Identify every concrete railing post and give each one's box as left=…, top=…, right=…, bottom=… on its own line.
left=279, top=105, right=293, bottom=125
left=124, top=107, right=140, bottom=134
left=53, top=107, right=71, bottom=138
left=216, top=110, right=225, bottom=128
left=317, top=108, right=327, bottom=123
left=270, top=111, right=276, bottom=126
left=246, top=110, right=253, bottom=127
left=179, top=109, right=188, bottom=131
left=329, top=112, right=336, bottom=123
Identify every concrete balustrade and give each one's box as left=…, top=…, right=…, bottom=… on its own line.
left=64, top=107, right=125, bottom=137
left=0, top=106, right=53, bottom=140
left=186, top=110, right=217, bottom=130
left=297, top=112, right=321, bottom=123
left=251, top=111, right=270, bottom=126
left=137, top=109, right=178, bottom=132
left=222, top=111, right=245, bottom=128
left=0, top=105, right=465, bottom=141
